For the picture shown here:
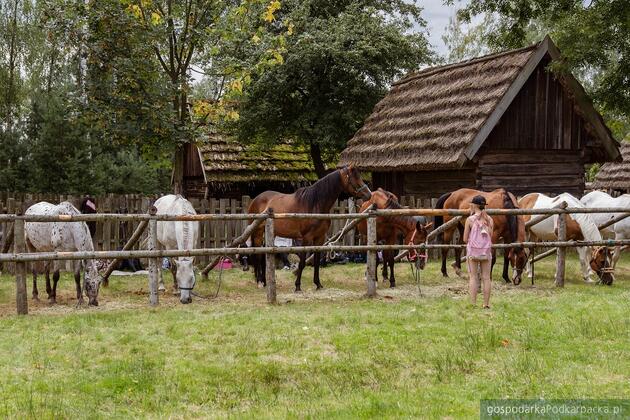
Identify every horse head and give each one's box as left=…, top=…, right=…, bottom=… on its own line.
left=341, top=165, right=371, bottom=200
left=590, top=246, right=614, bottom=285
left=508, top=247, right=528, bottom=285
left=84, top=262, right=102, bottom=306
left=407, top=216, right=432, bottom=270
left=175, top=258, right=196, bottom=304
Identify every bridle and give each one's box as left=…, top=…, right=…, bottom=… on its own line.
left=342, top=167, right=370, bottom=196
left=592, top=246, right=614, bottom=284
left=406, top=229, right=428, bottom=263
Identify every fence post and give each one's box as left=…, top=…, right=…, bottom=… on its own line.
left=265, top=208, right=276, bottom=304
left=555, top=212, right=567, bottom=287
left=148, top=206, right=159, bottom=306
left=366, top=213, right=377, bottom=297
left=14, top=214, right=27, bottom=315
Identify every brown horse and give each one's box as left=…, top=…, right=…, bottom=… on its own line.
left=357, top=188, right=432, bottom=287
left=248, top=165, right=371, bottom=291
left=434, top=188, right=528, bottom=284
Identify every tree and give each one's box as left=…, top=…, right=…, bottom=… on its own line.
left=232, top=0, right=433, bottom=176
left=455, top=0, right=630, bottom=136
left=441, top=14, right=493, bottom=63
left=122, top=0, right=288, bottom=193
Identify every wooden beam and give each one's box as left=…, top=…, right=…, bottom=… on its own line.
left=526, top=201, right=567, bottom=229
left=14, top=216, right=27, bottom=315
left=555, top=213, right=567, bottom=287
left=597, top=212, right=630, bottom=231
left=365, top=215, right=377, bottom=297
left=265, top=209, right=276, bottom=304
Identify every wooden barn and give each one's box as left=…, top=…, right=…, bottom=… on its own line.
left=592, top=142, right=630, bottom=195
left=181, top=132, right=319, bottom=199
left=339, top=36, right=621, bottom=198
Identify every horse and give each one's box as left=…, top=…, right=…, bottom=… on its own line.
left=79, top=196, right=97, bottom=237
left=25, top=201, right=102, bottom=306
left=518, top=192, right=612, bottom=283
left=248, top=165, right=371, bottom=291
left=154, top=195, right=199, bottom=304
left=580, top=190, right=630, bottom=270
left=356, top=188, right=432, bottom=288
left=434, top=188, right=528, bottom=284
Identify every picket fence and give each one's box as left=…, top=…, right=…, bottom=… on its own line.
left=0, top=193, right=443, bottom=269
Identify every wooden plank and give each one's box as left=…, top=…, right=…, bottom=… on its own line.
left=555, top=213, right=567, bottom=287
left=366, top=216, right=377, bottom=297
left=265, top=211, right=276, bottom=304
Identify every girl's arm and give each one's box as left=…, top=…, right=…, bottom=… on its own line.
left=463, top=218, right=471, bottom=243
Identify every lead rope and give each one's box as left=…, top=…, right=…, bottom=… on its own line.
left=408, top=241, right=425, bottom=297
left=191, top=256, right=225, bottom=300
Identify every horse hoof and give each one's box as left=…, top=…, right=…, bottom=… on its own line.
left=32, top=296, right=39, bottom=302
left=158, top=286, right=166, bottom=292
left=48, top=298, right=56, bottom=305
left=294, top=288, right=302, bottom=293
left=441, top=272, right=448, bottom=278
left=257, top=282, right=265, bottom=289
left=315, top=286, right=323, bottom=291
left=389, top=284, right=396, bottom=288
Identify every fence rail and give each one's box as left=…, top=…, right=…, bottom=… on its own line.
left=2, top=205, right=630, bottom=315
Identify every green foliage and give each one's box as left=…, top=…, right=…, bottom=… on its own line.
left=232, top=0, right=433, bottom=174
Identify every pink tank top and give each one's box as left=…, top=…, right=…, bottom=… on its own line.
left=467, top=214, right=492, bottom=258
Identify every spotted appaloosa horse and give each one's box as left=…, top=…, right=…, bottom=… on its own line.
left=25, top=201, right=102, bottom=306
left=434, top=188, right=528, bottom=284
left=248, top=165, right=371, bottom=291
left=357, top=188, right=432, bottom=288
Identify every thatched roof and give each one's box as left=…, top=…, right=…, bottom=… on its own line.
left=339, top=36, right=619, bottom=171
left=592, top=142, right=630, bottom=190
left=198, top=133, right=319, bottom=185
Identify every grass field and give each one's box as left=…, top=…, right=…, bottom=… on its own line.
left=0, top=252, right=629, bottom=418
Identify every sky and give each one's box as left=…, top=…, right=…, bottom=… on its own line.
left=421, top=0, right=466, bottom=56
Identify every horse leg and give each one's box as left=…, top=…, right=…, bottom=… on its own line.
left=380, top=252, right=387, bottom=282
left=388, top=252, right=396, bottom=288
left=74, top=263, right=84, bottom=306
left=50, top=265, right=60, bottom=305
left=453, top=224, right=464, bottom=277
left=502, top=251, right=511, bottom=283
left=577, top=247, right=594, bottom=282
left=441, top=230, right=452, bottom=277
left=157, top=246, right=166, bottom=292
left=313, top=251, right=323, bottom=290
left=294, top=252, right=306, bottom=292
left=45, top=263, right=53, bottom=303
left=32, top=265, right=39, bottom=301
left=170, top=259, right=179, bottom=295
left=612, top=244, right=623, bottom=269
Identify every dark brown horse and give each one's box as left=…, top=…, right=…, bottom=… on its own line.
left=248, top=165, right=371, bottom=291
left=434, top=188, right=528, bottom=284
left=357, top=188, right=432, bottom=288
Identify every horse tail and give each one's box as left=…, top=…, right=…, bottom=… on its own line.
left=434, top=192, right=452, bottom=242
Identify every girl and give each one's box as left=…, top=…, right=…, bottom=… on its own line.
left=463, top=195, right=494, bottom=308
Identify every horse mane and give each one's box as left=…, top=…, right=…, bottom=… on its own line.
left=502, top=191, right=519, bottom=242
left=294, top=170, right=342, bottom=211
left=557, top=193, right=602, bottom=242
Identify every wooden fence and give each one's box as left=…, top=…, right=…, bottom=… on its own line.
left=0, top=193, right=442, bottom=267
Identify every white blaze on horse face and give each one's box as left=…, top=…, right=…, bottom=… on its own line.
left=176, top=258, right=195, bottom=303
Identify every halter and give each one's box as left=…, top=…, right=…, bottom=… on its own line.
left=343, top=167, right=370, bottom=196
left=592, top=246, right=615, bottom=283
left=406, top=228, right=428, bottom=262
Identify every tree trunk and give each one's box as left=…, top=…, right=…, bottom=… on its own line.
left=172, top=145, right=185, bottom=195
left=309, top=141, right=327, bottom=178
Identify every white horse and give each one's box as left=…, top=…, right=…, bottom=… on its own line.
left=519, top=193, right=603, bottom=282
left=25, top=202, right=102, bottom=306
left=581, top=191, right=630, bottom=268
left=154, top=195, right=199, bottom=304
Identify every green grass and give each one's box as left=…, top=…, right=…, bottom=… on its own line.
left=0, top=253, right=629, bottom=418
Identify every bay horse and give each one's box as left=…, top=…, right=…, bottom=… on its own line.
left=248, top=165, right=371, bottom=291
left=357, top=188, right=432, bottom=287
left=25, top=202, right=102, bottom=306
left=434, top=188, right=527, bottom=284
left=519, top=192, right=612, bottom=284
